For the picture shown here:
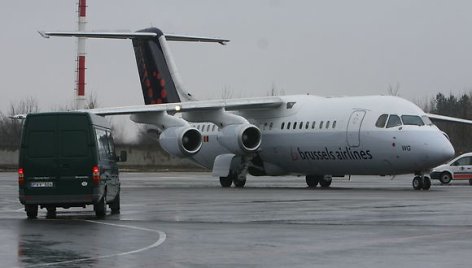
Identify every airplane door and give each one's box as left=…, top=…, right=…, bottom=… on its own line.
left=346, top=110, right=366, bottom=147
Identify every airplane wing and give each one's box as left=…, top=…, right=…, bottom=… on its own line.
left=82, top=96, right=284, bottom=116
left=427, top=113, right=472, bottom=125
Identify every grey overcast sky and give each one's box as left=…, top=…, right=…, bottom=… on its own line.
left=1, top=0, right=472, bottom=112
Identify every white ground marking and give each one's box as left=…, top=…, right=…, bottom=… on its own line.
left=24, top=220, right=166, bottom=267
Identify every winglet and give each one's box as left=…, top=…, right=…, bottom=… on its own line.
left=38, top=31, right=49, bottom=38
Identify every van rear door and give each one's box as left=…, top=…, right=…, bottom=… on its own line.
left=56, top=114, right=95, bottom=196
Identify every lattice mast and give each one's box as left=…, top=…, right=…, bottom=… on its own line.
left=75, top=0, right=87, bottom=109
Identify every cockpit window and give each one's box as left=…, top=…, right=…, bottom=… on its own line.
left=401, top=115, right=424, bottom=126
left=386, top=114, right=402, bottom=128
left=421, top=115, right=434, bottom=126
left=375, top=114, right=388, bottom=128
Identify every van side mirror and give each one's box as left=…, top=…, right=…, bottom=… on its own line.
left=119, top=150, right=127, bottom=162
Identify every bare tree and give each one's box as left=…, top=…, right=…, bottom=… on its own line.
left=221, top=86, right=234, bottom=99
left=85, top=91, right=99, bottom=109
left=0, top=97, right=40, bottom=149
left=386, top=82, right=400, bottom=96
left=268, top=83, right=285, bottom=96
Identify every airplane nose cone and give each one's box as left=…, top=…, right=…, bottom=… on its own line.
left=431, top=132, right=455, bottom=164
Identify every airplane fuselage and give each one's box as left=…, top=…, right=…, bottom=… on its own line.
left=191, top=95, right=454, bottom=176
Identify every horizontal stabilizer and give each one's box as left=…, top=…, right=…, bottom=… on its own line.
left=39, top=31, right=229, bottom=45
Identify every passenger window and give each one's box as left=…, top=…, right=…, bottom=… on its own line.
left=375, top=114, right=388, bottom=128
left=311, top=121, right=316, bottom=129
left=401, top=115, right=424, bottom=126
left=212, top=125, right=216, bottom=132
left=287, top=122, right=291, bottom=129
left=269, top=122, right=273, bottom=130
left=281, top=122, right=285, bottom=129
left=305, top=121, right=309, bottom=129
left=319, top=121, right=324, bottom=129
left=332, top=121, right=337, bottom=129
left=207, top=124, right=211, bottom=132
left=293, top=122, right=297, bottom=129
left=299, top=122, right=303, bottom=129
left=264, top=122, right=268, bottom=130
left=326, top=121, right=330, bottom=129
left=386, top=115, right=402, bottom=128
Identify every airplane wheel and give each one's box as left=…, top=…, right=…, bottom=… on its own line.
left=422, top=177, right=431, bottom=190
left=233, top=176, right=246, bottom=188
left=439, top=172, right=452, bottom=184
left=412, top=176, right=423, bottom=190
left=219, top=176, right=233, bottom=188
left=305, top=175, right=319, bottom=188
left=319, top=176, right=332, bottom=188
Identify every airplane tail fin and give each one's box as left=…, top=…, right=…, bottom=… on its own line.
left=40, top=28, right=229, bottom=104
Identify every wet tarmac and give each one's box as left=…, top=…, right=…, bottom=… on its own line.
left=1, top=172, right=472, bottom=267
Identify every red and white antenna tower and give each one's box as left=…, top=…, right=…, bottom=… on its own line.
left=75, top=0, right=87, bottom=109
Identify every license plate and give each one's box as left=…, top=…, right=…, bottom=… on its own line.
left=30, top=181, right=54, bottom=188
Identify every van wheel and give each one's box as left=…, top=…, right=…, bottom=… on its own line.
left=25, top=205, right=38, bottom=219
left=110, top=192, right=120, bottom=214
left=439, top=172, right=452, bottom=184
left=94, top=194, right=107, bottom=218
left=46, top=207, right=56, bottom=219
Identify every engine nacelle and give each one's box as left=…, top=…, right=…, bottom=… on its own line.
left=159, top=126, right=202, bottom=157
left=217, top=124, right=262, bottom=154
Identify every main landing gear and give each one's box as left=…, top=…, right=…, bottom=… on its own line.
left=219, top=157, right=249, bottom=188
left=412, top=175, right=431, bottom=190
left=306, top=175, right=332, bottom=188
left=219, top=171, right=247, bottom=188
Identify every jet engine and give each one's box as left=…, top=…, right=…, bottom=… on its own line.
left=159, top=126, right=202, bottom=157
left=217, top=124, right=262, bottom=154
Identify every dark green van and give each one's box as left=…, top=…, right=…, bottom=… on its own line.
left=18, top=112, right=126, bottom=218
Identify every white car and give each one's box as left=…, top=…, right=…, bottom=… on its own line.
left=430, top=152, right=472, bottom=185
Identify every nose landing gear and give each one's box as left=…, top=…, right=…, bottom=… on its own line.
left=412, top=175, right=431, bottom=190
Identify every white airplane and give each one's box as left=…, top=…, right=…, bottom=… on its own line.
left=39, top=27, right=472, bottom=190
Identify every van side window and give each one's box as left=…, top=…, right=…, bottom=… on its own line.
left=96, top=128, right=111, bottom=160
left=375, top=114, right=388, bottom=128
left=107, top=131, right=116, bottom=157
left=386, top=115, right=402, bottom=128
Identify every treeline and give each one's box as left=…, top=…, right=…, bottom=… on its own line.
left=0, top=96, right=156, bottom=149
left=427, top=93, right=472, bottom=153
left=0, top=98, right=39, bottom=150
left=2, top=93, right=472, bottom=153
